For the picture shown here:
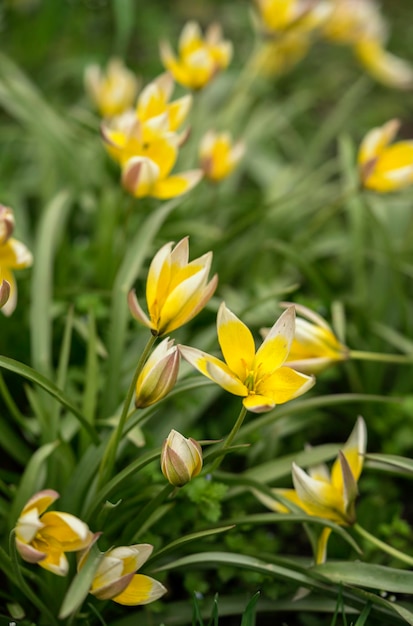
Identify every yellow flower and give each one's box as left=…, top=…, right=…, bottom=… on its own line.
left=199, top=130, right=245, bottom=182
left=354, top=40, right=413, bottom=90
left=84, top=57, right=140, bottom=118
left=271, top=302, right=349, bottom=374
left=128, top=236, right=218, bottom=337
left=160, top=21, right=232, bottom=90
left=179, top=304, right=314, bottom=413
left=0, top=235, right=33, bottom=316
left=161, top=429, right=203, bottom=487
left=255, top=0, right=331, bottom=35
left=136, top=72, right=192, bottom=132
left=82, top=543, right=166, bottom=606
left=252, top=32, right=312, bottom=77
left=0, top=205, right=15, bottom=245
left=358, top=119, right=413, bottom=192
left=135, top=337, right=180, bottom=408
left=256, top=417, right=367, bottom=563
left=15, top=490, right=93, bottom=576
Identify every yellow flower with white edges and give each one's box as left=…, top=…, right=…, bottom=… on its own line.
left=15, top=490, right=93, bottom=576
left=199, top=130, right=245, bottom=182
left=128, top=236, right=218, bottom=337
left=269, top=302, right=349, bottom=374
left=256, top=417, right=367, bottom=563
left=136, top=73, right=192, bottom=132
left=0, top=234, right=33, bottom=317
left=358, top=119, right=413, bottom=192
left=161, top=429, right=203, bottom=487
left=179, top=304, right=314, bottom=413
left=81, top=543, right=166, bottom=606
left=160, top=22, right=232, bottom=90
left=84, top=57, right=140, bottom=118
left=135, top=337, right=180, bottom=408
left=255, top=0, right=332, bottom=35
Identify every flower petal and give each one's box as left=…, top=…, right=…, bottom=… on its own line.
left=255, top=306, right=296, bottom=375
left=257, top=366, right=315, bottom=404
left=217, top=302, right=256, bottom=380
left=152, top=170, right=203, bottom=199
left=242, top=393, right=276, bottom=413
left=40, top=511, right=91, bottom=551
left=292, top=463, right=346, bottom=523
left=179, top=345, right=247, bottom=396
left=112, top=573, right=167, bottom=606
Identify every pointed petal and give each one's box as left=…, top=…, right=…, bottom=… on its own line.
left=152, top=170, right=203, bottom=199
left=331, top=416, right=367, bottom=487
left=21, top=489, right=59, bottom=516
left=358, top=118, right=400, bottom=168
left=255, top=306, right=296, bottom=375
left=112, top=574, right=167, bottom=606
left=355, top=40, right=413, bottom=90
left=316, top=527, right=332, bottom=565
left=128, top=289, right=152, bottom=330
left=217, top=302, right=255, bottom=380
left=179, top=345, right=247, bottom=396
left=292, top=463, right=346, bottom=523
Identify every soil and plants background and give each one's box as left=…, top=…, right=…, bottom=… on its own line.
left=1, top=0, right=413, bottom=625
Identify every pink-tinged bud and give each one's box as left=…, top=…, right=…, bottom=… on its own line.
left=161, top=429, right=203, bottom=487
left=0, top=277, right=10, bottom=308
left=135, top=338, right=180, bottom=408
left=0, top=205, right=15, bottom=244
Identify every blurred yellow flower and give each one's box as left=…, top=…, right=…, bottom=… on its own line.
left=136, top=73, right=192, bottom=132
left=128, top=236, right=218, bottom=337
left=161, top=429, right=203, bottom=487
left=255, top=0, right=331, bottom=35
left=135, top=337, right=180, bottom=408
left=15, top=490, right=93, bottom=576
left=358, top=119, right=413, bottom=192
left=0, top=234, right=33, bottom=317
left=84, top=57, right=140, bottom=118
left=0, top=269, right=10, bottom=309
left=354, top=40, right=413, bottom=90
left=160, top=21, right=232, bottom=90
left=199, top=130, right=245, bottom=182
left=179, top=304, right=314, bottom=413
left=81, top=543, right=166, bottom=606
left=268, top=302, right=349, bottom=374
left=256, top=417, right=367, bottom=563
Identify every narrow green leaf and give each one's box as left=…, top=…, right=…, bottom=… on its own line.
left=241, top=591, right=260, bottom=626
left=10, top=441, right=59, bottom=529
left=366, top=453, right=413, bottom=476
left=59, top=542, right=103, bottom=619
left=148, top=525, right=236, bottom=564
left=314, top=561, right=413, bottom=594
left=0, top=356, right=99, bottom=444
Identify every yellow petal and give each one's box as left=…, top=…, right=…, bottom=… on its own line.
left=112, top=573, right=167, bottom=606
left=255, top=306, right=295, bottom=375
left=217, top=303, right=256, bottom=381
left=179, top=345, right=247, bottom=397
left=358, top=119, right=400, bottom=167
left=242, top=393, right=276, bottom=413
left=40, top=511, right=91, bottom=551
left=257, top=366, right=314, bottom=404
left=316, top=527, right=332, bottom=564
left=355, top=40, right=413, bottom=90
left=292, top=464, right=346, bottom=523
left=152, top=170, right=203, bottom=199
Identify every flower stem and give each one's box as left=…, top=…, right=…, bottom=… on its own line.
left=98, top=333, right=157, bottom=488
left=349, top=350, right=413, bottom=364
left=130, top=483, right=176, bottom=542
left=353, top=523, right=413, bottom=567
left=210, top=405, right=248, bottom=472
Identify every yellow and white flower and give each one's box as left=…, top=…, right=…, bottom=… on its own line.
left=15, top=490, right=93, bottom=576
left=128, top=237, right=218, bottom=337
left=0, top=234, right=33, bottom=317
left=255, top=0, right=331, bottom=35
left=179, top=304, right=314, bottom=413
left=82, top=543, right=166, bottom=606
left=199, top=131, right=245, bottom=182
left=160, top=21, right=232, bottom=90
left=136, top=72, right=192, bottom=132
left=135, top=337, right=180, bottom=408
left=358, top=119, right=413, bottom=192
left=84, top=57, right=140, bottom=118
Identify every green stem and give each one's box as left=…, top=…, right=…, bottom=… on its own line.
left=130, top=483, right=175, bottom=542
left=98, top=333, right=157, bottom=488
left=353, top=523, right=413, bottom=567
left=210, top=405, right=248, bottom=472
left=349, top=350, right=413, bottom=364
left=9, top=532, right=59, bottom=626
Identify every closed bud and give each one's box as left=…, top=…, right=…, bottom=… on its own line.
left=161, top=429, right=203, bottom=487
left=135, top=338, right=180, bottom=408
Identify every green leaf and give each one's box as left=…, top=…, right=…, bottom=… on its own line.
left=148, top=525, right=236, bottom=565
left=59, top=542, right=103, bottom=619
left=0, top=356, right=99, bottom=444
left=314, top=561, right=413, bottom=594
left=10, top=440, right=59, bottom=529
left=241, top=592, right=260, bottom=626
left=366, top=453, right=413, bottom=476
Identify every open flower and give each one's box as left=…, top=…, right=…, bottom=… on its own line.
left=15, top=490, right=93, bottom=576
left=256, top=417, right=367, bottom=562
left=136, top=72, right=192, bottom=132
left=81, top=543, right=166, bottom=606
left=358, top=119, right=413, bottom=192
left=255, top=0, right=332, bottom=35
left=265, top=302, right=349, bottom=374
left=135, top=338, right=180, bottom=408
left=128, top=237, right=218, bottom=337
left=160, top=21, right=232, bottom=90
left=84, top=57, right=140, bottom=118
left=179, top=304, right=314, bottom=413
left=199, top=131, right=245, bottom=182
left=0, top=233, right=33, bottom=316
left=161, top=429, right=203, bottom=487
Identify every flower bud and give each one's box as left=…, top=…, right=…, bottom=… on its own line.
left=135, top=338, right=180, bottom=408
left=161, top=429, right=203, bottom=487
left=0, top=275, right=10, bottom=309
